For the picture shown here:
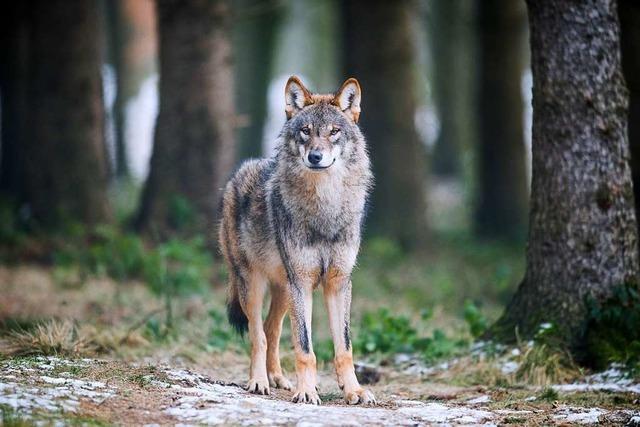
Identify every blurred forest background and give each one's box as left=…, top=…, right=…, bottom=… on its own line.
left=1, top=0, right=639, bottom=393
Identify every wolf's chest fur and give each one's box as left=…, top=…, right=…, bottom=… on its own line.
left=274, top=165, right=366, bottom=248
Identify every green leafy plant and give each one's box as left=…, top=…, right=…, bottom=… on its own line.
left=52, top=225, right=146, bottom=287
left=207, top=309, right=234, bottom=351
left=463, top=300, right=488, bottom=338
left=353, top=308, right=468, bottom=362
left=88, top=225, right=146, bottom=282
left=585, top=284, right=640, bottom=371
left=143, top=237, right=212, bottom=332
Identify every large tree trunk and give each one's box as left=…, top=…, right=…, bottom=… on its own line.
left=618, top=0, right=640, bottom=233
left=232, top=0, right=281, bottom=160
left=0, top=2, right=29, bottom=204
left=136, top=0, right=235, bottom=240
left=429, top=0, right=474, bottom=178
left=24, top=0, right=111, bottom=227
left=343, top=0, right=429, bottom=249
left=474, top=0, right=528, bottom=240
left=494, top=0, right=639, bottom=350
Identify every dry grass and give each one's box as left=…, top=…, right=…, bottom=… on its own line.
left=0, top=319, right=145, bottom=357
left=432, top=341, right=582, bottom=388
left=1, top=319, right=94, bottom=356
left=515, top=343, right=581, bottom=386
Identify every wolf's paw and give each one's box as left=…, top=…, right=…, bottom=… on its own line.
left=246, top=377, right=270, bottom=395
left=344, top=388, right=377, bottom=405
left=268, top=373, right=292, bottom=390
left=292, top=387, right=321, bottom=405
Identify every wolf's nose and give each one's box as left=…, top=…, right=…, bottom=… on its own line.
left=308, top=150, right=323, bottom=165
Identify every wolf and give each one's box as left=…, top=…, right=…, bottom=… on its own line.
left=219, top=76, right=375, bottom=405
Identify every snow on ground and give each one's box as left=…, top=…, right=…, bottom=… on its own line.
left=0, top=357, right=115, bottom=414
left=552, top=365, right=640, bottom=394
left=159, top=368, right=496, bottom=426
left=1, top=356, right=639, bottom=425
left=552, top=407, right=606, bottom=424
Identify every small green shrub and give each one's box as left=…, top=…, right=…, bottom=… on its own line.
left=463, top=300, right=488, bottom=338
left=207, top=309, right=234, bottom=351
left=52, top=225, right=146, bottom=285
left=585, top=284, right=640, bottom=371
left=88, top=225, right=146, bottom=282
left=143, top=237, right=212, bottom=330
left=353, top=308, right=468, bottom=362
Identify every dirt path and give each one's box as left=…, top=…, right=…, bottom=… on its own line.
left=1, top=356, right=639, bottom=425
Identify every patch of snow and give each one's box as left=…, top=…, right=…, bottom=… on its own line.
left=160, top=368, right=496, bottom=426
left=466, top=395, right=491, bottom=404
left=552, top=365, right=640, bottom=394
left=0, top=357, right=115, bottom=418
left=628, top=415, right=640, bottom=426
left=553, top=407, right=605, bottom=424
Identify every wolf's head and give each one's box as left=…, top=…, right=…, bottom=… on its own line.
left=278, top=76, right=363, bottom=172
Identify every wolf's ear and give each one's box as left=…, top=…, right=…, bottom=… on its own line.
left=285, top=76, right=313, bottom=120
left=334, top=78, right=361, bottom=123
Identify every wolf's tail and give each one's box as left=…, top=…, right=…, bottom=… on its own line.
left=227, top=284, right=248, bottom=336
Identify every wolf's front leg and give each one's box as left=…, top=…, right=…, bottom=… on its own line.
left=288, top=282, right=321, bottom=404
left=244, top=277, right=270, bottom=395
left=324, top=275, right=377, bottom=405
left=264, top=284, right=292, bottom=390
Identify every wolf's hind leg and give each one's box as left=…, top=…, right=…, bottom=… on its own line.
left=264, top=284, right=292, bottom=390
left=288, top=283, right=321, bottom=404
left=242, top=275, right=270, bottom=395
left=324, top=275, right=376, bottom=405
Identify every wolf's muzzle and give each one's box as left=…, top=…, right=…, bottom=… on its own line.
left=308, top=150, right=323, bottom=165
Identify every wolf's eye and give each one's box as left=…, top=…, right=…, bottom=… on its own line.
left=301, top=127, right=311, bottom=136
left=330, top=128, right=340, bottom=136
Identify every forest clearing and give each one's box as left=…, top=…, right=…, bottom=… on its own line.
left=2, top=0, right=640, bottom=424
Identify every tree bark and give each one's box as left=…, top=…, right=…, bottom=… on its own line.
left=0, top=2, right=29, bottom=204
left=232, top=0, right=282, bottom=160
left=343, top=0, right=429, bottom=250
left=23, top=0, right=110, bottom=227
left=429, top=0, right=474, bottom=178
left=618, top=0, right=640, bottom=234
left=474, top=0, right=528, bottom=240
left=136, top=0, right=235, bottom=241
left=105, top=0, right=131, bottom=179
left=494, top=0, right=639, bottom=350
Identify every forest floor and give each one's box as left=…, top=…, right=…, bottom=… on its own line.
left=2, top=263, right=639, bottom=426
left=1, top=353, right=639, bottom=425
left=1, top=183, right=640, bottom=427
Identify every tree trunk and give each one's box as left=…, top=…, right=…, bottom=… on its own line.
left=0, top=2, right=29, bottom=204
left=136, top=0, right=235, bottom=241
left=343, top=0, right=429, bottom=250
left=494, top=0, right=639, bottom=350
left=429, top=0, right=474, bottom=178
left=618, top=0, right=640, bottom=234
left=474, top=0, right=528, bottom=240
left=24, top=0, right=110, bottom=227
left=232, top=0, right=281, bottom=160
left=104, top=0, right=130, bottom=179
